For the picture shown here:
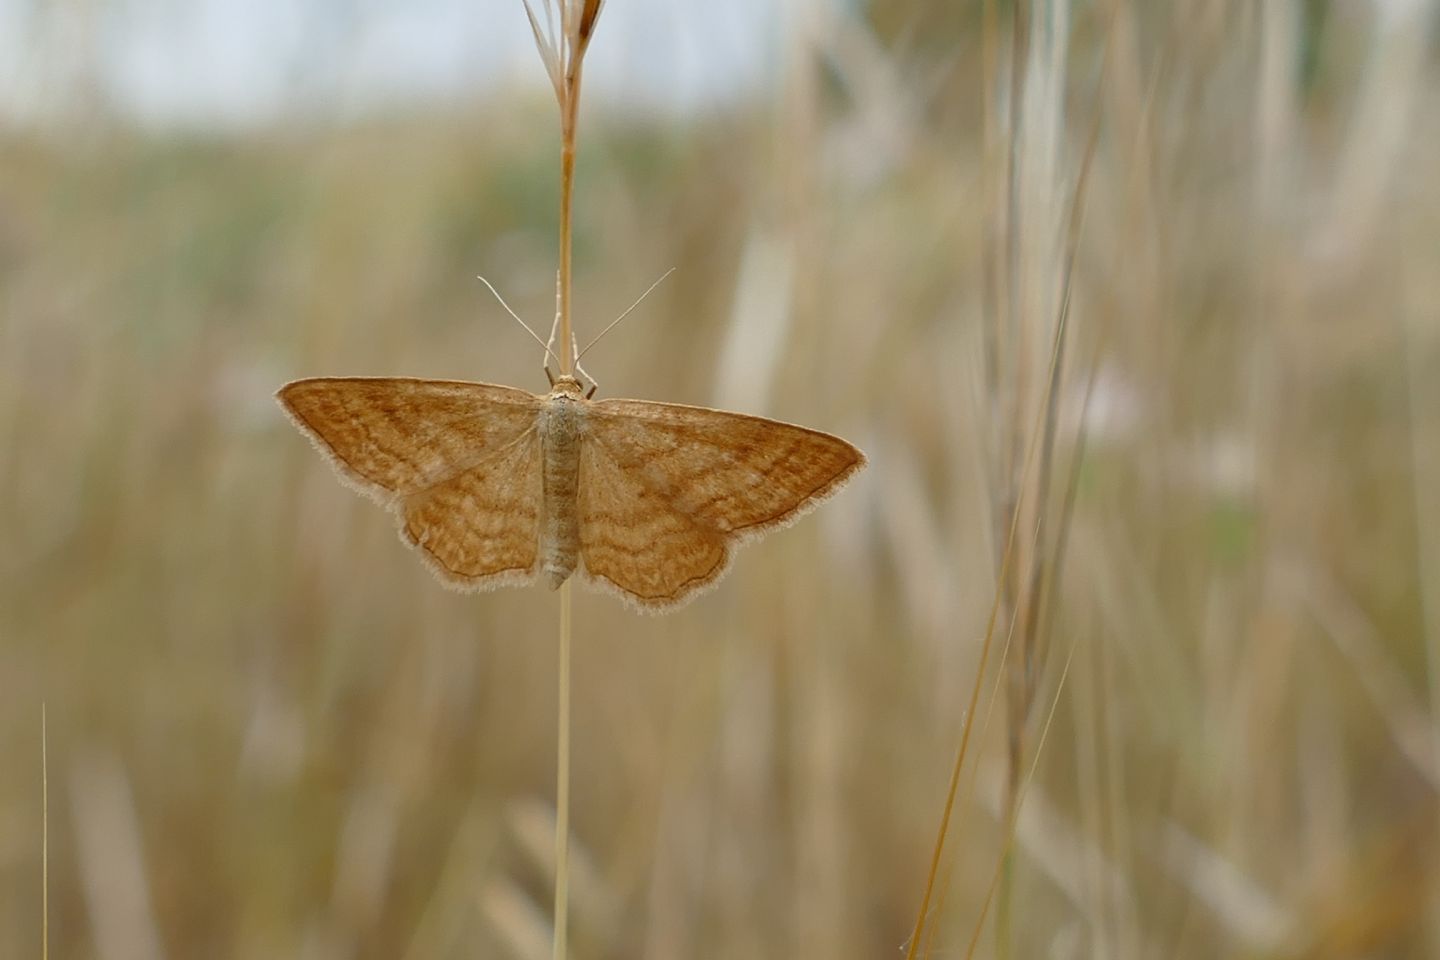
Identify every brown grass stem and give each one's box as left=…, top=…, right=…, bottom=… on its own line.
left=554, top=581, right=572, bottom=960
left=42, top=703, right=48, bottom=960
left=527, top=0, right=602, bottom=378
left=522, top=6, right=606, bottom=956
left=557, top=83, right=578, bottom=376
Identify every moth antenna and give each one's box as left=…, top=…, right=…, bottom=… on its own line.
left=477, top=275, right=563, bottom=368
left=575, top=267, right=677, bottom=363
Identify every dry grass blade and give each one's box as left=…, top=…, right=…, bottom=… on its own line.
left=903, top=357, right=1045, bottom=959
left=521, top=0, right=562, bottom=94
left=577, top=0, right=604, bottom=51
left=958, top=357, right=1104, bottom=960
left=525, top=0, right=603, bottom=95
left=907, top=8, right=1107, bottom=953
left=964, top=623, right=1084, bottom=960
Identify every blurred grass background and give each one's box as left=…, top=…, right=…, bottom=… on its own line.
left=3, top=1, right=1440, bottom=958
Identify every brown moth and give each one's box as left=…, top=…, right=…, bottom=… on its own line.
left=277, top=373, right=864, bottom=612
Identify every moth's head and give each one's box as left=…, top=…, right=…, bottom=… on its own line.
left=551, top=374, right=584, bottom=398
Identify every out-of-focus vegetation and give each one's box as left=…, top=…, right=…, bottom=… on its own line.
left=3, top=2, right=1439, bottom=958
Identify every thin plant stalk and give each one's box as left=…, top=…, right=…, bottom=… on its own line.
left=42, top=703, right=48, bottom=960
left=522, top=5, right=605, bottom=958
left=555, top=582, right=572, bottom=960
left=552, top=38, right=578, bottom=957
left=556, top=60, right=579, bottom=376
left=552, top=64, right=576, bottom=960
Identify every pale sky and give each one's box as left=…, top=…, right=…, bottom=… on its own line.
left=0, top=0, right=784, bottom=128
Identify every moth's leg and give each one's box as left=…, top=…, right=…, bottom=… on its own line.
left=576, top=358, right=598, bottom=398
left=544, top=267, right=597, bottom=395
left=543, top=269, right=563, bottom=377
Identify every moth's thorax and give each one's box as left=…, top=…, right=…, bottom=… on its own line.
left=538, top=391, right=585, bottom=589
left=549, top=375, right=584, bottom=398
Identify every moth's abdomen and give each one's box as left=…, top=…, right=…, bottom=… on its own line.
left=538, top=397, right=583, bottom=588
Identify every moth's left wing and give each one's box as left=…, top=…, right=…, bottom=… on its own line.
left=277, top=377, right=546, bottom=590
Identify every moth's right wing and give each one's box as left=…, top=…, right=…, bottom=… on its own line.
left=576, top=398, right=865, bottom=611
left=277, top=377, right=545, bottom=589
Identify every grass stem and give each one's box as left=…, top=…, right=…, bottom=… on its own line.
left=42, top=703, right=48, bottom=960
left=554, top=581, right=572, bottom=960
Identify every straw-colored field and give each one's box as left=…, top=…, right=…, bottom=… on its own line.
left=3, top=3, right=1439, bottom=958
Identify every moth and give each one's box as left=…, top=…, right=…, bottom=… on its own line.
left=277, top=370, right=865, bottom=613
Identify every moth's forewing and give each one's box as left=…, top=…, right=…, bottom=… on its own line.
left=278, top=377, right=545, bottom=588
